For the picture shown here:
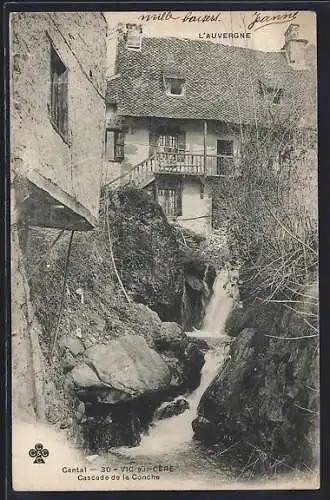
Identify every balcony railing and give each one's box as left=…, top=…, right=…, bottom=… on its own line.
left=156, top=151, right=235, bottom=177
left=128, top=155, right=156, bottom=186
left=121, top=151, right=237, bottom=188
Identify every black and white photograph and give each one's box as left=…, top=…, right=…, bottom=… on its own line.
left=9, top=8, right=319, bottom=490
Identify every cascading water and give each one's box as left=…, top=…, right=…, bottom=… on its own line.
left=201, top=267, right=234, bottom=338
left=114, top=267, right=234, bottom=457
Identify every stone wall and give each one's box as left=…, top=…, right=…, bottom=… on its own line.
left=10, top=12, right=107, bottom=227
left=177, top=178, right=212, bottom=235
left=11, top=187, right=45, bottom=424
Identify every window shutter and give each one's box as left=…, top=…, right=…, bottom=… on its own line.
left=149, top=130, right=159, bottom=156
left=114, top=131, right=125, bottom=161
left=51, top=72, right=57, bottom=123
left=57, top=72, right=68, bottom=138
left=57, top=78, right=63, bottom=131
left=62, top=71, right=68, bottom=137
left=59, top=79, right=65, bottom=134
left=105, top=130, right=115, bottom=161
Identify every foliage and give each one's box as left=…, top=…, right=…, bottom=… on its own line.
left=208, top=104, right=319, bottom=474
left=219, top=114, right=318, bottom=312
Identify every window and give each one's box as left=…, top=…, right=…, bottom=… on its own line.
left=50, top=45, right=68, bottom=139
left=149, top=127, right=185, bottom=157
left=158, top=179, right=182, bottom=217
left=158, top=132, right=178, bottom=153
left=164, top=77, right=185, bottom=96
left=105, top=129, right=125, bottom=161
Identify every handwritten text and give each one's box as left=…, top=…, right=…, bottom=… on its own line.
left=138, top=11, right=222, bottom=24
left=247, top=11, right=299, bottom=32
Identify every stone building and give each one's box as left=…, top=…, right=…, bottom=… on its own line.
left=11, top=12, right=107, bottom=230
left=10, top=12, right=107, bottom=423
left=104, top=23, right=316, bottom=235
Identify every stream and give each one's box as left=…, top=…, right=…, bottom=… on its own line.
left=94, top=268, right=239, bottom=488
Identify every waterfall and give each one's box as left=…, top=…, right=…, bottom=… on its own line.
left=117, top=266, right=233, bottom=456
left=200, top=267, right=234, bottom=338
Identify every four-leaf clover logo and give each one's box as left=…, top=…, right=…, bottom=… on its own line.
left=28, top=443, right=49, bottom=464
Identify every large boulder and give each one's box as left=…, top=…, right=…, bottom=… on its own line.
left=83, top=335, right=171, bottom=399
left=71, top=363, right=106, bottom=389
left=70, top=361, right=130, bottom=405
left=107, top=187, right=184, bottom=323
left=193, top=323, right=319, bottom=470
left=192, top=328, right=260, bottom=443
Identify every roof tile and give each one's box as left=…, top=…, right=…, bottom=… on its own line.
left=106, top=36, right=316, bottom=127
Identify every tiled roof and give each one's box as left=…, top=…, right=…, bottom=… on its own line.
left=106, top=36, right=316, bottom=128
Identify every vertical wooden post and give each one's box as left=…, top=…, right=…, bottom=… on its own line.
left=154, top=178, right=159, bottom=203
left=203, top=120, right=207, bottom=176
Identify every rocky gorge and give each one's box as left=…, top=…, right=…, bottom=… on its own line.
left=20, top=186, right=214, bottom=452
left=18, top=184, right=319, bottom=482
left=193, top=274, right=319, bottom=474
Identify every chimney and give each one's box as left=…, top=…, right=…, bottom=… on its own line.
left=283, top=24, right=308, bottom=69
left=106, top=23, right=143, bottom=78
left=125, top=23, right=143, bottom=50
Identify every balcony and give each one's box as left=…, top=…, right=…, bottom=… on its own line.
left=126, top=151, right=237, bottom=188
left=156, top=151, right=235, bottom=176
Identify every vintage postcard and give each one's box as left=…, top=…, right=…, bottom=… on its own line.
left=9, top=8, right=319, bottom=491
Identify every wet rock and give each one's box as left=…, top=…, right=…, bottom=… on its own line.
left=193, top=328, right=258, bottom=444
left=155, top=398, right=190, bottom=420
left=160, top=354, right=185, bottom=388
left=59, top=335, right=85, bottom=357
left=184, top=342, right=205, bottom=391
left=193, top=321, right=319, bottom=469
left=88, top=388, right=131, bottom=405
left=186, top=336, right=210, bottom=351
left=186, top=274, right=204, bottom=292
left=182, top=257, right=217, bottom=331
left=192, top=416, right=217, bottom=441
left=84, top=335, right=171, bottom=398
left=82, top=401, right=144, bottom=451
left=184, top=342, right=205, bottom=374
left=153, top=321, right=188, bottom=354
left=159, top=337, right=205, bottom=391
